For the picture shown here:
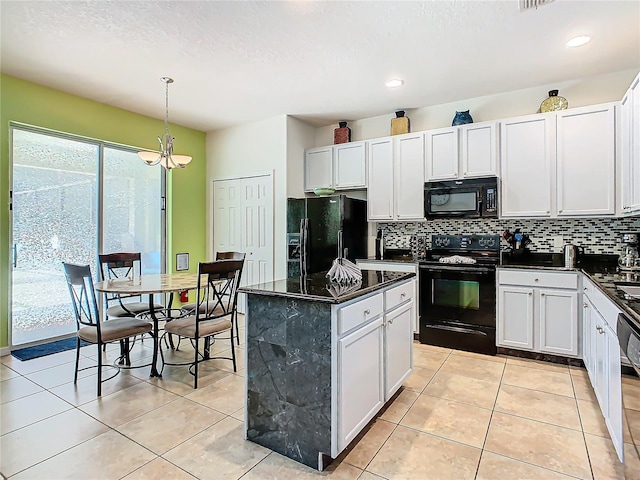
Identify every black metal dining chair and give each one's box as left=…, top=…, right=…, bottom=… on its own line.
left=98, top=252, right=163, bottom=318
left=181, top=251, right=246, bottom=344
left=63, top=262, right=152, bottom=396
left=160, top=259, right=243, bottom=388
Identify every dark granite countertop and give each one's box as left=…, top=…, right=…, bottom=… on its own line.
left=499, top=252, right=640, bottom=329
left=358, top=247, right=418, bottom=264
left=239, top=270, right=416, bottom=304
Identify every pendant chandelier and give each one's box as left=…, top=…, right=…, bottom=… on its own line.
left=138, top=77, right=192, bottom=170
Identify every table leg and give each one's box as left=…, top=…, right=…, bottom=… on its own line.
left=149, top=299, right=162, bottom=378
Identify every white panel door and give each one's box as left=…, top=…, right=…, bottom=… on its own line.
left=538, top=289, right=578, bottom=356
left=556, top=104, right=616, bottom=216
left=394, top=133, right=425, bottom=220
left=334, top=142, right=366, bottom=190
left=500, top=114, right=554, bottom=217
left=461, top=121, right=497, bottom=178
left=497, top=286, right=534, bottom=350
left=631, top=74, right=640, bottom=210
left=621, top=88, right=635, bottom=214
left=426, top=127, right=459, bottom=180
left=367, top=138, right=394, bottom=221
left=213, top=179, right=242, bottom=255
left=241, top=175, right=274, bottom=288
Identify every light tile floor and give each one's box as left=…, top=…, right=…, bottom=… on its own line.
left=1, top=321, right=639, bottom=480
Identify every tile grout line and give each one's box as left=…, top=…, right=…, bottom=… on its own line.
left=571, top=373, right=597, bottom=480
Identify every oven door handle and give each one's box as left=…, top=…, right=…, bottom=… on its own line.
left=424, top=324, right=489, bottom=336
left=420, top=265, right=494, bottom=274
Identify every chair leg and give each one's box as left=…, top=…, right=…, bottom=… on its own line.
left=230, top=327, right=237, bottom=373
left=124, top=338, right=131, bottom=366
left=234, top=311, right=240, bottom=345
left=74, top=336, right=81, bottom=384
left=194, top=338, right=199, bottom=389
left=97, top=342, right=103, bottom=397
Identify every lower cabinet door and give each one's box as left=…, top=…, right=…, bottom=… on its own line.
left=497, top=286, right=534, bottom=350
left=538, top=289, right=578, bottom=356
left=594, top=310, right=609, bottom=413
left=384, top=301, right=413, bottom=400
left=605, top=322, right=624, bottom=462
left=337, top=317, right=384, bottom=452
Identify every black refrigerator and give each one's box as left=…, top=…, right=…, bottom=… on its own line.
left=287, top=195, right=368, bottom=278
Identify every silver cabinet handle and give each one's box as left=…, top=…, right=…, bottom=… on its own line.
left=388, top=318, right=394, bottom=325
left=534, top=278, right=539, bottom=282
left=584, top=287, right=588, bottom=291
left=528, top=292, right=533, bottom=296
left=400, top=293, right=406, bottom=298
left=364, top=309, right=370, bottom=315
left=583, top=303, right=588, bottom=308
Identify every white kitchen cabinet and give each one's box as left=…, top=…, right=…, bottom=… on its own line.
left=621, top=72, right=640, bottom=215
left=426, top=127, right=459, bottom=180
left=425, top=122, right=497, bottom=181
left=500, top=114, right=555, bottom=218
left=581, top=275, right=624, bottom=462
left=304, top=142, right=367, bottom=192
left=497, top=269, right=578, bottom=356
left=367, top=134, right=424, bottom=222
left=334, top=142, right=367, bottom=190
left=538, top=289, right=579, bottom=356
left=556, top=104, right=616, bottom=217
left=367, top=138, right=394, bottom=221
left=356, top=259, right=419, bottom=333
left=334, top=278, right=415, bottom=454
left=337, top=315, right=384, bottom=451
left=497, top=286, right=534, bottom=350
left=395, top=133, right=426, bottom=220
left=461, top=122, right=498, bottom=178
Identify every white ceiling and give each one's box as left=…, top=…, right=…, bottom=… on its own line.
left=1, top=0, right=639, bottom=132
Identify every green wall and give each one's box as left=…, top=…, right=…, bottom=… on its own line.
left=0, top=74, right=207, bottom=348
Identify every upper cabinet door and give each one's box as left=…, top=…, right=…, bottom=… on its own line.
left=304, top=146, right=333, bottom=192
left=425, top=127, right=459, bottom=181
left=395, top=133, right=426, bottom=221
left=556, top=104, right=616, bottom=217
left=367, top=138, right=394, bottom=221
left=461, top=122, right=498, bottom=178
left=500, top=114, right=555, bottom=218
left=622, top=73, right=640, bottom=214
left=334, top=142, right=367, bottom=190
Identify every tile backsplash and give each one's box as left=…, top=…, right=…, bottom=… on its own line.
left=378, top=217, right=640, bottom=256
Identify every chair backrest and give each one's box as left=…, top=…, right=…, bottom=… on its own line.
left=98, top=252, right=142, bottom=303
left=196, top=259, right=244, bottom=321
left=215, top=251, right=246, bottom=286
left=62, top=262, right=101, bottom=332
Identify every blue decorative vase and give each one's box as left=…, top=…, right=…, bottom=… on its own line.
left=452, top=110, right=473, bottom=126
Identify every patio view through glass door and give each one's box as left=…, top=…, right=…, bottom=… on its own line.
left=11, top=127, right=164, bottom=347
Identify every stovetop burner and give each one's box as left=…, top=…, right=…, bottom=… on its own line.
left=420, top=235, right=501, bottom=268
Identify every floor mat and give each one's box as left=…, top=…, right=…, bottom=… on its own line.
left=11, top=337, right=88, bottom=361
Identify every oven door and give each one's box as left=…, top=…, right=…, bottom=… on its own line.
left=419, top=264, right=497, bottom=354
left=425, top=186, right=481, bottom=218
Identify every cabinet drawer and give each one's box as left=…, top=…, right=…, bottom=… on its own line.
left=498, top=269, right=578, bottom=289
left=385, top=281, right=413, bottom=311
left=338, top=293, right=384, bottom=335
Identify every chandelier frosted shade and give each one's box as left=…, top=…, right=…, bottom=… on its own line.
left=138, top=77, right=191, bottom=170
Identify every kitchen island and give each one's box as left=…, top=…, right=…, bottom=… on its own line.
left=239, top=270, right=416, bottom=470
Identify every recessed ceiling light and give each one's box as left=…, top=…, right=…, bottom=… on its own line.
left=385, top=79, right=404, bottom=88
left=566, top=35, right=591, bottom=48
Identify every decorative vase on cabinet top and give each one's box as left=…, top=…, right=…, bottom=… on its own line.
left=452, top=110, right=473, bottom=126
left=334, top=121, right=351, bottom=144
left=391, top=110, right=410, bottom=135
left=540, top=89, right=568, bottom=112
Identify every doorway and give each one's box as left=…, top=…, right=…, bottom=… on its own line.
left=10, top=126, right=165, bottom=347
left=212, top=174, right=274, bottom=311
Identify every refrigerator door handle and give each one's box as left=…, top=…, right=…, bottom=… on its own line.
left=300, top=218, right=308, bottom=275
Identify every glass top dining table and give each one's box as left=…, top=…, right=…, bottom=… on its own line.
left=94, top=272, right=200, bottom=377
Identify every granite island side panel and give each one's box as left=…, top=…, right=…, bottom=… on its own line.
left=239, top=270, right=415, bottom=470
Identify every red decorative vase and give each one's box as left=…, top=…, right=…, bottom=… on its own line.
left=334, top=121, right=351, bottom=144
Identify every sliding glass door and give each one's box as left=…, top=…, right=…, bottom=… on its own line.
left=10, top=126, right=164, bottom=347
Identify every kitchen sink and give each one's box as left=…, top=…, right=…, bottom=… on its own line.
left=616, top=285, right=640, bottom=298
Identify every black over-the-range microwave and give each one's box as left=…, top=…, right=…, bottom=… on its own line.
left=424, top=176, right=499, bottom=219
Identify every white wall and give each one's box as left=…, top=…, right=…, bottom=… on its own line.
left=314, top=68, right=638, bottom=145
left=206, top=115, right=288, bottom=280
left=286, top=116, right=315, bottom=199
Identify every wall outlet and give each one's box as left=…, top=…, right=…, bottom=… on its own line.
left=553, top=236, right=564, bottom=249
